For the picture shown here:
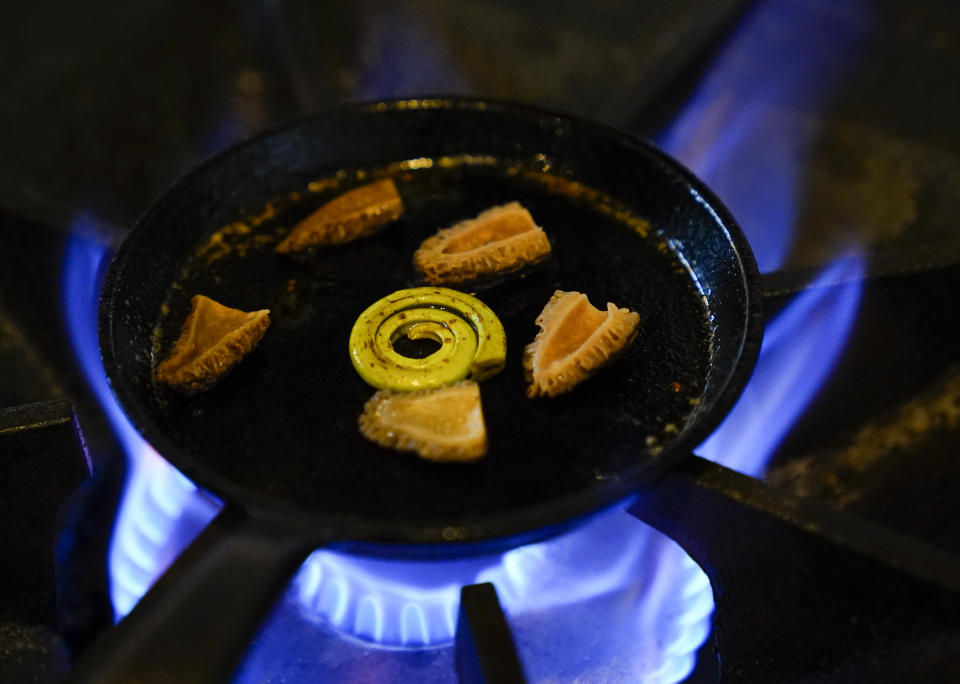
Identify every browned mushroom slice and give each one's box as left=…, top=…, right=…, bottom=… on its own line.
left=413, top=202, right=551, bottom=284
left=155, top=295, right=270, bottom=394
left=358, top=381, right=487, bottom=462
left=276, top=178, right=403, bottom=253
left=524, top=290, right=639, bottom=398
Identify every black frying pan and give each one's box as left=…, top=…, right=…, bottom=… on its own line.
left=72, top=99, right=762, bottom=684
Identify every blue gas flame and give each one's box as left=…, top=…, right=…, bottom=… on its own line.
left=656, top=0, right=873, bottom=272
left=698, top=254, right=863, bottom=476
left=60, top=226, right=218, bottom=618
left=655, top=0, right=869, bottom=475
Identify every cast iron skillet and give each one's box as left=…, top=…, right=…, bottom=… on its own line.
left=71, top=98, right=762, bottom=684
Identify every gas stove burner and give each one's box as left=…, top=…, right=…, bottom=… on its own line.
left=290, top=505, right=714, bottom=651
left=109, top=441, right=714, bottom=660
left=96, top=420, right=716, bottom=682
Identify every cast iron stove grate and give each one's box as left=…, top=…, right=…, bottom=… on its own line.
left=6, top=244, right=960, bottom=683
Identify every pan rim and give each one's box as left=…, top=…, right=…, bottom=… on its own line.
left=98, top=95, right=763, bottom=547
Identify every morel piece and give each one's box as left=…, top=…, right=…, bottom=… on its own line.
left=413, top=202, right=551, bottom=284
left=276, top=178, right=403, bottom=253
left=155, top=295, right=270, bottom=394
left=359, top=381, right=487, bottom=462
left=524, top=290, right=639, bottom=398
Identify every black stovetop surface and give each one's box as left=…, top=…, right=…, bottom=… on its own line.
left=3, top=0, right=960, bottom=682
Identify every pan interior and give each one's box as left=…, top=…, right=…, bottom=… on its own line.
left=140, top=160, right=714, bottom=521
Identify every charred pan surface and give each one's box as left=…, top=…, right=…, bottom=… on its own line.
left=524, top=290, right=640, bottom=398
left=140, top=160, right=712, bottom=516
left=110, top=104, right=730, bottom=521
left=276, top=178, right=403, bottom=253
left=154, top=295, right=270, bottom=394
left=358, top=381, right=487, bottom=462
left=413, top=202, right=551, bottom=284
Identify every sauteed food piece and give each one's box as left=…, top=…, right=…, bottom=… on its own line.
left=276, top=178, right=403, bottom=253
left=524, top=290, right=639, bottom=398
left=155, top=295, right=270, bottom=394
left=359, top=381, right=487, bottom=462
left=413, top=201, right=551, bottom=284
left=348, top=287, right=507, bottom=391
